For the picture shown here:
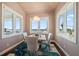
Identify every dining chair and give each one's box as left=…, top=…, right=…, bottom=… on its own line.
left=40, top=33, right=53, bottom=51
left=22, top=32, right=27, bottom=40
left=42, top=33, right=52, bottom=44
left=48, top=33, right=52, bottom=44
left=25, top=36, right=39, bottom=52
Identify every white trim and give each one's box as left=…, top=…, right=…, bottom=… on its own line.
left=54, top=41, right=69, bottom=56
left=2, top=32, right=23, bottom=39
left=0, top=40, right=24, bottom=56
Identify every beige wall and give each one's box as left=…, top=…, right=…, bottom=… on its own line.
left=55, top=2, right=79, bottom=56
left=25, top=12, right=55, bottom=38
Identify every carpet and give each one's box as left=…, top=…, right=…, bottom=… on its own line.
left=14, top=42, right=60, bottom=56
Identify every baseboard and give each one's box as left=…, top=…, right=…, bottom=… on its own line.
left=54, top=41, right=69, bottom=56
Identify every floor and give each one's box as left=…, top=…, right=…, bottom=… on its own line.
left=7, top=42, right=60, bottom=56
left=50, top=44, right=60, bottom=55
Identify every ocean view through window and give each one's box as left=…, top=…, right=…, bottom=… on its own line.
left=3, top=4, right=23, bottom=38
left=31, top=17, right=49, bottom=33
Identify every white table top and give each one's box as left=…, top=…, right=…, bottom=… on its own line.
left=27, top=34, right=46, bottom=41
left=38, top=35, right=46, bottom=41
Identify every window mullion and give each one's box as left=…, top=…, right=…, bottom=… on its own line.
left=64, top=10, right=67, bottom=33
left=13, top=14, right=16, bottom=33
left=38, top=20, right=40, bottom=32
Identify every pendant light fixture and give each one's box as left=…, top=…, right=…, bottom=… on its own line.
left=34, top=16, right=40, bottom=21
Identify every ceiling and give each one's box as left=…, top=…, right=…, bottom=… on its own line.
left=18, top=2, right=62, bottom=14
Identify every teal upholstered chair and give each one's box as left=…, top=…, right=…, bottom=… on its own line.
left=40, top=33, right=52, bottom=50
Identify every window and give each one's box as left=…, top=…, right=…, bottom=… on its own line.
left=31, top=19, right=39, bottom=32
left=40, top=17, right=48, bottom=32
left=15, top=16, right=21, bottom=33
left=4, top=8, right=13, bottom=35
left=31, top=17, right=49, bottom=33
left=66, top=4, right=74, bottom=36
left=2, top=4, right=23, bottom=38
left=59, top=15, right=64, bottom=32
left=56, top=2, right=76, bottom=43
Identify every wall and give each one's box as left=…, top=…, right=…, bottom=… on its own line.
left=0, top=2, right=25, bottom=53
left=25, top=12, right=55, bottom=38
left=55, top=2, right=79, bottom=56
left=0, top=3, right=2, bottom=39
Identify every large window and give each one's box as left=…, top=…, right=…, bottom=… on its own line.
left=66, top=4, right=74, bottom=36
left=15, top=16, right=21, bottom=33
left=40, top=17, right=48, bottom=32
left=59, top=15, right=64, bottom=32
left=2, top=4, right=23, bottom=38
left=31, top=17, right=49, bottom=33
left=56, top=2, right=76, bottom=43
left=31, top=19, right=39, bottom=32
left=4, top=8, right=13, bottom=35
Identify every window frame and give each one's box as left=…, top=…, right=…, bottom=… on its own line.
left=2, top=4, right=23, bottom=38
left=15, top=15, right=22, bottom=33
left=30, top=16, right=49, bottom=33
left=56, top=2, right=77, bottom=43
left=3, top=9, right=14, bottom=35
left=66, top=3, right=75, bottom=36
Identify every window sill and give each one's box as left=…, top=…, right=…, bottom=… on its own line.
left=57, top=32, right=76, bottom=43
left=2, top=32, right=22, bottom=39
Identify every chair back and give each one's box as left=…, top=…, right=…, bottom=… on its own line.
left=48, top=33, right=52, bottom=42
left=22, top=32, right=27, bottom=40
left=26, top=36, right=38, bottom=52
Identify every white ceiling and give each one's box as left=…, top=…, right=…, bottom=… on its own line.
left=18, top=2, right=62, bottom=14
